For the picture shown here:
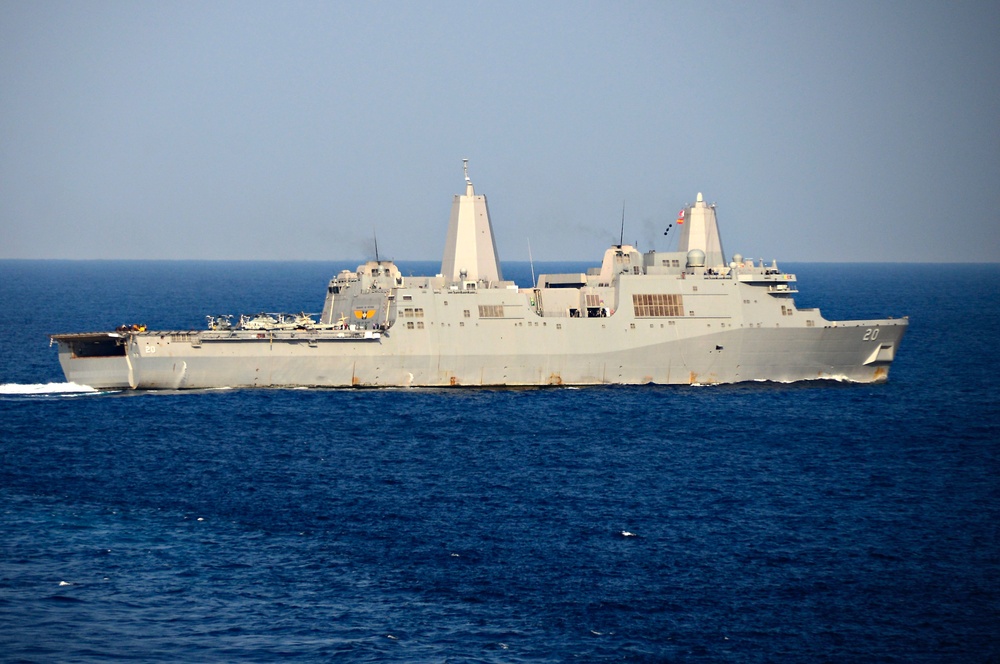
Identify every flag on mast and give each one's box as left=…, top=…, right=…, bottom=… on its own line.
left=677, top=209, right=685, bottom=225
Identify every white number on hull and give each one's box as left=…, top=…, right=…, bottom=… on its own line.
left=863, top=328, right=880, bottom=341
left=145, top=345, right=156, bottom=354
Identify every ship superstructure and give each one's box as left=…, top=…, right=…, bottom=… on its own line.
left=50, top=164, right=907, bottom=389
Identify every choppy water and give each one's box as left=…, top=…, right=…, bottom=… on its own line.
left=1, top=261, right=998, bottom=662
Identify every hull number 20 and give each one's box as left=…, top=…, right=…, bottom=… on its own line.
left=863, top=328, right=880, bottom=341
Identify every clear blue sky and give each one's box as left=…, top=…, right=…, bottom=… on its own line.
left=2, top=1, right=998, bottom=262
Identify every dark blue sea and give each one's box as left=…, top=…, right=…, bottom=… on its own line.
left=1, top=260, right=998, bottom=662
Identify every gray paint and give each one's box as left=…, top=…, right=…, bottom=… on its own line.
left=50, top=172, right=907, bottom=389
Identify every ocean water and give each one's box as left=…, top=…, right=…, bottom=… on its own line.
left=1, top=260, right=998, bottom=662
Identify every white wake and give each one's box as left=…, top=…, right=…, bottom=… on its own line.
left=0, top=382, right=100, bottom=395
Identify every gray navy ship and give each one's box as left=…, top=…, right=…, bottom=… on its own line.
left=51, top=162, right=907, bottom=389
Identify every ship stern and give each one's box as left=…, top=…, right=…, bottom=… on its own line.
left=50, top=333, right=134, bottom=389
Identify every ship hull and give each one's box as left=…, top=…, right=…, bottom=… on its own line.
left=48, top=174, right=910, bottom=391
left=53, top=320, right=907, bottom=389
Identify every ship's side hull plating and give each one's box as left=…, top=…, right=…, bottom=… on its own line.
left=54, top=317, right=906, bottom=389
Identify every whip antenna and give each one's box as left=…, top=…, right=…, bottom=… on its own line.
left=527, top=238, right=536, bottom=287
left=619, top=201, right=625, bottom=247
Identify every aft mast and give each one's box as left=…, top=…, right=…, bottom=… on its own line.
left=440, top=159, right=504, bottom=284
left=676, top=192, right=726, bottom=267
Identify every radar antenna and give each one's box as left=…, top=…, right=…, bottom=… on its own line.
left=463, top=158, right=470, bottom=184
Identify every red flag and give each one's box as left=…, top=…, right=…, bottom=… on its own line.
left=677, top=209, right=685, bottom=225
